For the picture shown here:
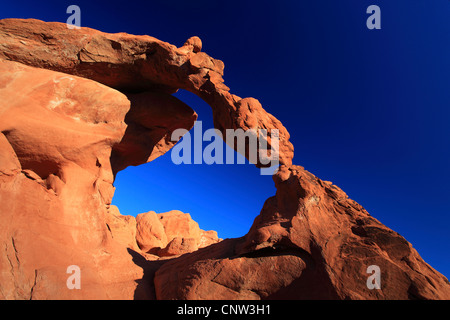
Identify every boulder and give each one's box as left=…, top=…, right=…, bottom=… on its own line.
left=135, top=210, right=220, bottom=256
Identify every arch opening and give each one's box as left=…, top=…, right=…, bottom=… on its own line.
left=111, top=89, right=276, bottom=242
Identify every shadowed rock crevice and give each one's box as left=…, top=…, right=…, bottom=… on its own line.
left=237, top=244, right=313, bottom=262
left=126, top=248, right=167, bottom=300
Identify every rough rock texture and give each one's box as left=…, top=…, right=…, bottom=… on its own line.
left=1, top=18, right=450, bottom=300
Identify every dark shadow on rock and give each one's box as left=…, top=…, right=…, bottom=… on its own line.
left=110, top=91, right=197, bottom=177
left=264, top=244, right=340, bottom=300
left=127, top=248, right=168, bottom=300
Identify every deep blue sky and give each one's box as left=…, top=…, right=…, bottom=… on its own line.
left=1, top=0, right=449, bottom=279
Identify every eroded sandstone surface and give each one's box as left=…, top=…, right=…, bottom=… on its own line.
left=0, top=18, right=449, bottom=300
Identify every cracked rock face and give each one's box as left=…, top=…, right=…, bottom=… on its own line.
left=0, top=18, right=449, bottom=300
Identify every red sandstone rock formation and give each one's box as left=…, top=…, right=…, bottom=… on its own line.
left=136, top=210, right=220, bottom=257
left=0, top=18, right=293, bottom=168
left=155, top=165, right=450, bottom=299
left=0, top=18, right=449, bottom=300
left=0, top=58, right=145, bottom=299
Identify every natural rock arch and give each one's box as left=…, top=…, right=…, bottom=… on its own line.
left=0, top=19, right=449, bottom=300
left=0, top=18, right=294, bottom=172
